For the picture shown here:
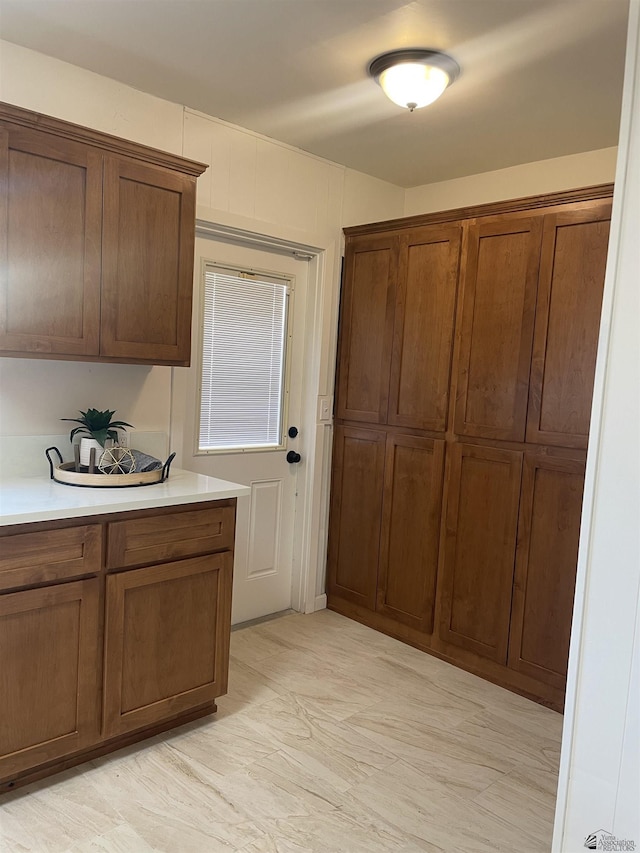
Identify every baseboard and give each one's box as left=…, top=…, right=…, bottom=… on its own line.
left=313, top=593, right=327, bottom=612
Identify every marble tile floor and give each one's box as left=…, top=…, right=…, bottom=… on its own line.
left=0, top=610, right=563, bottom=853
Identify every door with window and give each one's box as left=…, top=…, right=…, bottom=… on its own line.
left=172, top=237, right=309, bottom=624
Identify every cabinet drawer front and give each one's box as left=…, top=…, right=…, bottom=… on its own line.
left=0, top=525, right=102, bottom=591
left=106, top=505, right=235, bottom=569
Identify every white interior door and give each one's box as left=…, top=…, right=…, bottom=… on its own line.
left=173, top=236, right=309, bottom=624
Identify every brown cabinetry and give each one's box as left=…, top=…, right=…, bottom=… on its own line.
left=0, top=499, right=236, bottom=792
left=0, top=102, right=206, bottom=366
left=328, top=185, right=612, bottom=710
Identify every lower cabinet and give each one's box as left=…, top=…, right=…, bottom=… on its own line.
left=437, top=443, right=523, bottom=663
left=508, top=454, right=585, bottom=688
left=0, top=500, right=236, bottom=791
left=103, top=552, right=232, bottom=737
left=327, top=426, right=445, bottom=638
left=327, top=433, right=585, bottom=710
left=0, top=578, right=100, bottom=779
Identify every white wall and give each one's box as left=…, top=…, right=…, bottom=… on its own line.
left=404, top=147, right=617, bottom=216
left=553, top=2, right=640, bottom=850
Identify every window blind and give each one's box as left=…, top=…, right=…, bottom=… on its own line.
left=199, top=267, right=289, bottom=451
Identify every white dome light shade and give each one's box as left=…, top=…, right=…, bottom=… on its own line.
left=369, top=49, right=460, bottom=111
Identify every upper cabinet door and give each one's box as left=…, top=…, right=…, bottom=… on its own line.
left=0, top=125, right=102, bottom=356
left=101, top=157, right=197, bottom=365
left=454, top=216, right=543, bottom=441
left=526, top=203, right=612, bottom=449
left=388, top=225, right=462, bottom=432
left=335, top=234, right=398, bottom=423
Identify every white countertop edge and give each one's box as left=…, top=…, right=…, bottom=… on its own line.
left=0, top=468, right=251, bottom=527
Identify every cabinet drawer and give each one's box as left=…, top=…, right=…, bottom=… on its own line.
left=0, top=525, right=102, bottom=591
left=106, top=504, right=235, bottom=570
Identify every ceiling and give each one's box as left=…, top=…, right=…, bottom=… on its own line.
left=0, top=0, right=630, bottom=187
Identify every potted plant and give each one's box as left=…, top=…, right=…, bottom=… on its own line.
left=62, top=408, right=134, bottom=467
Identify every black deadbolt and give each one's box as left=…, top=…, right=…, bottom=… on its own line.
left=288, top=426, right=299, bottom=438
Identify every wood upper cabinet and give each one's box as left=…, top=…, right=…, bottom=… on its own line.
left=336, top=234, right=398, bottom=423
left=509, top=455, right=585, bottom=689
left=101, top=157, right=196, bottom=364
left=527, top=203, right=611, bottom=449
left=326, top=425, right=386, bottom=609
left=0, top=578, right=100, bottom=779
left=0, top=124, right=102, bottom=356
left=377, top=434, right=445, bottom=633
left=102, top=551, right=232, bottom=738
left=454, top=216, right=543, bottom=441
left=0, top=102, right=206, bottom=366
left=388, top=226, right=461, bottom=431
left=438, top=443, right=523, bottom=663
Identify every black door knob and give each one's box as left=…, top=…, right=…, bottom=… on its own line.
left=286, top=451, right=301, bottom=464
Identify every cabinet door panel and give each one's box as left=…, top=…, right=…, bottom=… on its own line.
left=335, top=235, right=397, bottom=423
left=527, top=205, right=611, bottom=448
left=389, top=226, right=461, bottom=431
left=377, top=434, right=445, bottom=633
left=103, top=553, right=231, bottom=737
left=101, top=157, right=196, bottom=364
left=438, top=443, right=522, bottom=662
left=0, top=579, right=100, bottom=778
left=509, top=455, right=584, bottom=688
left=0, top=126, right=102, bottom=356
left=326, top=426, right=386, bottom=610
left=454, top=217, right=543, bottom=441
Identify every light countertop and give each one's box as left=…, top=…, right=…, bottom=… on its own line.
left=0, top=468, right=251, bottom=527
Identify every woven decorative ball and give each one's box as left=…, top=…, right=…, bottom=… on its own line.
left=98, top=445, right=136, bottom=475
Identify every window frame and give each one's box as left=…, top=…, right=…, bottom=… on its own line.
left=194, top=258, right=295, bottom=456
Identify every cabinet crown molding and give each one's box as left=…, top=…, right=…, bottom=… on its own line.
left=0, top=101, right=208, bottom=177
left=344, top=183, right=614, bottom=237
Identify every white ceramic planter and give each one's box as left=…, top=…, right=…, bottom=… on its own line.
left=79, top=437, right=104, bottom=467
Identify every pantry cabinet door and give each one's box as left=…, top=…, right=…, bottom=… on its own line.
left=326, top=425, right=386, bottom=611
left=388, top=226, right=461, bottom=432
left=0, top=125, right=102, bottom=356
left=454, top=216, right=543, bottom=441
left=0, top=579, right=100, bottom=780
left=103, top=553, right=231, bottom=738
left=101, top=156, right=196, bottom=365
left=526, top=204, right=611, bottom=449
left=335, top=235, right=398, bottom=423
left=438, top=443, right=523, bottom=663
left=509, top=455, right=585, bottom=689
left=376, top=434, right=445, bottom=633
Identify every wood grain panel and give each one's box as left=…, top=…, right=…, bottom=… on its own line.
left=509, top=455, right=585, bottom=687
left=0, top=579, right=100, bottom=778
left=388, top=226, right=461, bottom=431
left=527, top=204, right=611, bottom=448
left=438, top=443, right=523, bottom=663
left=102, top=552, right=231, bottom=737
left=101, top=156, right=196, bottom=364
left=335, top=235, right=397, bottom=423
left=377, top=434, right=445, bottom=633
left=454, top=217, right=543, bottom=441
left=0, top=125, right=102, bottom=356
left=0, top=524, right=102, bottom=591
left=107, top=505, right=234, bottom=569
left=326, top=425, right=386, bottom=610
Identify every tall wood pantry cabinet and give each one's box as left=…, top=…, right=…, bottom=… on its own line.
left=0, top=102, right=207, bottom=366
left=327, top=185, right=612, bottom=711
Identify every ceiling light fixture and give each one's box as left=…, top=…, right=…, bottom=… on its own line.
left=368, top=49, right=460, bottom=112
